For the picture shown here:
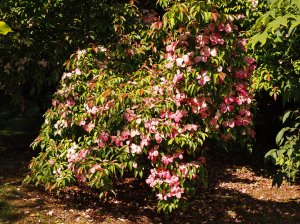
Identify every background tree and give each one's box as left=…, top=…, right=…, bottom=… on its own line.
left=0, top=0, right=144, bottom=110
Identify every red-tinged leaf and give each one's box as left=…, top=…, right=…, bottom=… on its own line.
left=218, top=72, right=226, bottom=83
left=63, top=60, right=70, bottom=67
left=87, top=101, right=94, bottom=108
left=103, top=89, right=111, bottom=98
left=211, top=12, right=220, bottom=22
left=151, top=21, right=163, bottom=30
left=121, top=93, right=128, bottom=99
left=141, top=64, right=150, bottom=70
left=178, top=27, right=185, bottom=34
left=126, top=48, right=134, bottom=56
left=89, top=82, right=96, bottom=90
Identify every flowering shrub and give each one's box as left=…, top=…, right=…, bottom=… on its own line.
left=25, top=1, right=256, bottom=213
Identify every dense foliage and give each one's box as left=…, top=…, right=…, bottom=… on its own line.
left=250, top=0, right=300, bottom=184
left=0, top=0, right=143, bottom=109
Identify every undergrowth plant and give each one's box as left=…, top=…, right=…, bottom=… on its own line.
left=249, top=0, right=300, bottom=185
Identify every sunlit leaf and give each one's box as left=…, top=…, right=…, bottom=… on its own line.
left=0, top=21, right=12, bottom=35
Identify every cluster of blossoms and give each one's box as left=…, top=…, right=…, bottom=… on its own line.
left=66, top=143, right=91, bottom=182
left=248, top=0, right=259, bottom=9
left=142, top=18, right=255, bottom=201
left=163, top=19, right=256, bottom=143
left=165, top=22, right=236, bottom=70
left=146, top=168, right=185, bottom=200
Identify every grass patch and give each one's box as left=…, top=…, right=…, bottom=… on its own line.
left=0, top=200, right=22, bottom=223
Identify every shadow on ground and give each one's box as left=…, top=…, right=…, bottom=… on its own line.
left=31, top=150, right=299, bottom=224
left=0, top=101, right=299, bottom=223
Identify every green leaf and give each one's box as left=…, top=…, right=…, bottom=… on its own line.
left=276, top=127, right=289, bottom=146
left=0, top=21, right=12, bottom=35
left=288, top=18, right=300, bottom=35
left=249, top=31, right=268, bottom=48
left=169, top=17, right=175, bottom=29
left=291, top=0, right=300, bottom=10
left=267, top=16, right=289, bottom=33
left=287, top=148, right=294, bottom=157
left=168, top=138, right=174, bottom=145
left=265, top=149, right=277, bottom=163
left=139, top=170, right=143, bottom=178
left=282, top=110, right=291, bottom=123
left=212, top=73, right=218, bottom=84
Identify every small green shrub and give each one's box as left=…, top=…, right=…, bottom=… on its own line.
left=265, top=110, right=300, bottom=186
left=250, top=0, right=300, bottom=184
